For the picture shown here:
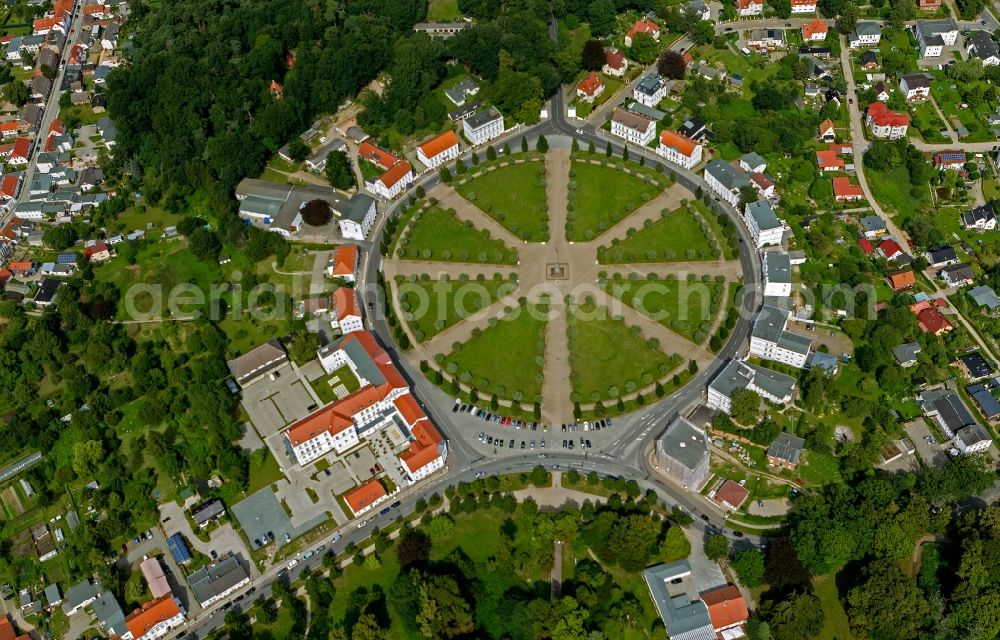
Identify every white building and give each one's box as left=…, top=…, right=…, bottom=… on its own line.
left=336, top=194, right=376, bottom=241
left=707, top=360, right=797, bottom=413
left=462, top=107, right=504, bottom=145
left=610, top=110, right=656, bottom=146
left=187, top=556, right=250, bottom=609
left=899, top=74, right=931, bottom=100
left=332, top=287, right=364, bottom=335
left=416, top=130, right=460, bottom=169
left=750, top=305, right=812, bottom=368
left=657, top=130, right=702, bottom=170
left=365, top=161, right=413, bottom=201
left=791, top=0, right=817, bottom=12
left=962, top=203, right=997, bottom=231
left=762, top=251, right=792, bottom=297
left=121, top=595, right=185, bottom=640
left=956, top=424, right=992, bottom=454
left=967, top=30, right=1000, bottom=66
left=849, top=22, right=882, bottom=48
left=735, top=0, right=763, bottom=16
left=743, top=200, right=784, bottom=248
left=915, top=18, right=958, bottom=58
left=704, top=160, right=751, bottom=208
left=866, top=102, right=910, bottom=140
left=632, top=74, right=667, bottom=108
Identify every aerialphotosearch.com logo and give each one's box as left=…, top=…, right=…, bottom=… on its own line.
left=121, top=270, right=879, bottom=327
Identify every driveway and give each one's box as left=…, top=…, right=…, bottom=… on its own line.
left=120, top=525, right=197, bottom=614
left=904, top=419, right=948, bottom=468
left=159, top=500, right=255, bottom=579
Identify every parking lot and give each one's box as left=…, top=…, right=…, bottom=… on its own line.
left=240, top=364, right=318, bottom=436
left=904, top=419, right=948, bottom=469
left=231, top=488, right=328, bottom=551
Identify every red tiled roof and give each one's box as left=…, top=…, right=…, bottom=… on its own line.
left=627, top=19, right=659, bottom=39
left=49, top=119, right=64, bottom=135
left=0, top=175, right=19, bottom=199
left=702, top=585, right=749, bottom=631
left=344, top=479, right=386, bottom=515
left=917, top=307, right=952, bottom=334
left=418, top=130, right=460, bottom=160
left=889, top=271, right=916, bottom=291
left=577, top=72, right=603, bottom=96
left=833, top=176, right=863, bottom=198
left=394, top=393, right=427, bottom=426
left=659, top=130, right=698, bottom=157
left=358, top=142, right=399, bottom=170
left=736, top=0, right=761, bottom=8
left=604, top=47, right=625, bottom=70
left=867, top=102, right=910, bottom=127
left=0, top=269, right=11, bottom=285
left=125, top=596, right=180, bottom=640
left=714, top=480, right=750, bottom=509
left=85, top=242, right=109, bottom=258
left=378, top=160, right=412, bottom=189
left=816, top=149, right=844, bottom=170
left=11, top=137, right=30, bottom=159
left=269, top=80, right=283, bottom=93
left=791, top=0, right=815, bottom=6
left=879, top=238, right=902, bottom=258
left=400, top=420, right=444, bottom=473
left=859, top=238, right=874, bottom=254
left=802, top=20, right=828, bottom=40
left=333, top=286, right=361, bottom=321
left=750, top=172, right=773, bottom=190
left=8, top=261, right=33, bottom=274
left=0, top=122, right=19, bottom=134
left=331, top=245, right=358, bottom=277
left=818, top=118, right=834, bottom=134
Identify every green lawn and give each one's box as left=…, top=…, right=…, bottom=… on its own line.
left=441, top=302, right=548, bottom=403
left=597, top=207, right=717, bottom=263
left=568, top=161, right=661, bottom=241
left=456, top=161, right=550, bottom=241
left=397, top=277, right=517, bottom=342
left=604, top=277, right=724, bottom=344
left=813, top=575, right=856, bottom=640
left=567, top=303, right=680, bottom=403
left=313, top=365, right=361, bottom=405
left=217, top=449, right=284, bottom=506
left=427, top=0, right=462, bottom=20
left=398, top=207, right=518, bottom=264
left=866, top=165, right=924, bottom=225
left=798, top=450, right=843, bottom=486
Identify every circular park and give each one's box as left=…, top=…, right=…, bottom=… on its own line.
left=382, top=140, right=744, bottom=423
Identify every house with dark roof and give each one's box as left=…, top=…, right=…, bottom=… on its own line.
left=967, top=30, right=1000, bottom=65
left=767, top=432, right=805, bottom=469
left=921, top=389, right=976, bottom=437
left=226, top=339, right=287, bottom=388
left=956, top=352, right=996, bottom=380
left=940, top=263, right=974, bottom=287
left=642, top=562, right=717, bottom=640
left=191, top=499, right=225, bottom=527
left=893, top=342, right=921, bottom=367
left=925, top=245, right=958, bottom=267
left=188, top=554, right=250, bottom=608
left=654, top=416, right=710, bottom=489
left=962, top=203, right=996, bottom=231
left=967, top=383, right=1000, bottom=421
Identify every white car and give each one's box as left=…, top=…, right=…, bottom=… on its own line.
left=358, top=519, right=367, bottom=528
left=287, top=559, right=299, bottom=570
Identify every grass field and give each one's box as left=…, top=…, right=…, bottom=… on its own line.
left=427, top=0, right=462, bottom=20
left=598, top=207, right=716, bottom=263
left=399, top=207, right=518, bottom=264
left=397, top=277, right=517, bottom=342
left=456, top=162, right=550, bottom=241
left=605, top=277, right=723, bottom=343
left=813, top=575, right=855, bottom=640
left=567, top=303, right=680, bottom=402
left=313, top=365, right=361, bottom=405
left=568, top=161, right=660, bottom=241
left=441, top=302, right=548, bottom=402
left=866, top=165, right=925, bottom=225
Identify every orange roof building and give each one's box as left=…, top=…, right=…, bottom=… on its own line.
left=0, top=175, right=20, bottom=199
left=802, top=19, right=828, bottom=41
left=888, top=270, right=916, bottom=291
left=576, top=72, right=604, bottom=100
left=358, top=142, right=413, bottom=199
left=832, top=176, right=864, bottom=201
left=657, top=130, right=702, bottom=169
left=344, top=478, right=388, bottom=516
left=376, top=159, right=413, bottom=190
left=701, top=585, right=749, bottom=634
left=358, top=142, right=400, bottom=170
left=0, top=615, right=28, bottom=640
left=625, top=19, right=660, bottom=46
left=269, top=80, right=283, bottom=98
left=328, top=244, right=359, bottom=281
left=285, top=332, right=447, bottom=477
left=816, top=148, right=845, bottom=171
left=417, top=130, right=460, bottom=168
left=713, top=479, right=750, bottom=510
left=333, top=286, right=363, bottom=335
left=124, top=595, right=184, bottom=640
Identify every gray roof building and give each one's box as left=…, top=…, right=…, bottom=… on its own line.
left=860, top=215, right=886, bottom=234
left=968, top=384, right=1000, bottom=419
left=92, top=591, right=126, bottom=636
left=967, top=30, right=1000, bottom=61
left=191, top=499, right=225, bottom=526
left=626, top=102, right=666, bottom=120
left=893, top=342, right=922, bottom=366
left=706, top=160, right=751, bottom=192
left=635, top=74, right=666, bottom=99
left=922, top=389, right=977, bottom=437
left=915, top=18, right=957, bottom=42
left=226, top=339, right=287, bottom=387
left=63, top=579, right=99, bottom=615
left=753, top=305, right=811, bottom=355
left=764, top=252, right=791, bottom=284
left=767, top=432, right=805, bottom=466
left=44, top=583, right=61, bottom=605
left=444, top=79, right=479, bottom=106
left=709, top=360, right=796, bottom=405
left=745, top=200, right=782, bottom=231
left=969, top=285, right=1000, bottom=310
left=654, top=416, right=710, bottom=489
left=855, top=22, right=882, bottom=37
left=642, top=562, right=716, bottom=640
left=463, top=106, right=503, bottom=131
left=188, top=555, right=250, bottom=608
left=957, top=423, right=991, bottom=449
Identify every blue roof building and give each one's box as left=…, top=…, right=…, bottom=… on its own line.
left=167, top=533, right=191, bottom=564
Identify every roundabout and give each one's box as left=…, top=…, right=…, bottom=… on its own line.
left=380, top=142, right=747, bottom=424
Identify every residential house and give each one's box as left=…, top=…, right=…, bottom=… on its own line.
left=860, top=50, right=879, bottom=69
left=656, top=130, right=702, bottom=169
left=643, top=562, right=717, bottom=640
left=916, top=305, right=953, bottom=334
left=32, top=279, right=60, bottom=307
left=701, top=585, right=750, bottom=638
left=743, top=200, right=784, bottom=247
left=462, top=107, right=503, bottom=145
left=888, top=270, right=916, bottom=292
left=412, top=22, right=473, bottom=38
left=93, top=592, right=127, bottom=638
left=866, top=102, right=910, bottom=139
left=933, top=151, right=966, bottom=170
left=9, top=137, right=31, bottom=166
left=416, top=130, right=460, bottom=169
left=915, top=19, right=958, bottom=58
left=713, top=480, right=750, bottom=511
left=332, top=286, right=364, bottom=335
left=704, top=160, right=751, bottom=208
left=818, top=118, right=835, bottom=141
left=921, top=389, right=977, bottom=437
left=762, top=251, right=792, bottom=297
left=873, top=81, right=890, bottom=101
left=653, top=416, right=710, bottom=490
left=188, top=555, right=250, bottom=609
left=96, top=117, right=117, bottom=146
left=750, top=171, right=775, bottom=198
left=739, top=152, right=766, bottom=174
left=900, top=74, right=931, bottom=100
left=893, top=342, right=922, bottom=367
left=304, top=139, right=347, bottom=173
left=967, top=30, right=1000, bottom=66
left=327, top=244, right=359, bottom=282
left=747, top=29, right=785, bottom=50
left=941, top=263, right=974, bottom=287
left=962, top=203, right=997, bottom=231
left=957, top=352, right=995, bottom=380
left=611, top=109, right=656, bottom=146
left=925, top=244, right=958, bottom=267
left=849, top=22, right=882, bottom=48
left=956, top=424, right=992, bottom=454
left=685, top=0, right=712, bottom=20
left=443, top=79, right=479, bottom=106
left=576, top=72, right=604, bottom=102
left=968, top=383, right=1000, bottom=421
left=63, top=580, right=99, bottom=617
left=816, top=148, right=844, bottom=171
left=123, top=594, right=185, bottom=640
left=140, top=557, right=171, bottom=599
left=603, top=47, right=628, bottom=76
left=633, top=74, right=667, bottom=108
left=750, top=304, right=812, bottom=368
left=969, top=285, right=1000, bottom=311
left=791, top=0, right=817, bottom=12
left=343, top=479, right=388, bottom=517
left=678, top=117, right=710, bottom=141
left=707, top=359, right=797, bottom=413
left=191, top=500, right=225, bottom=527
left=833, top=176, right=864, bottom=201
left=85, top=241, right=111, bottom=263
left=357, top=142, right=412, bottom=200
left=624, top=19, right=660, bottom=47
left=802, top=19, right=828, bottom=41
left=735, top=0, right=763, bottom=17
left=918, top=0, right=941, bottom=9
left=878, top=238, right=904, bottom=261
left=767, top=432, right=805, bottom=469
